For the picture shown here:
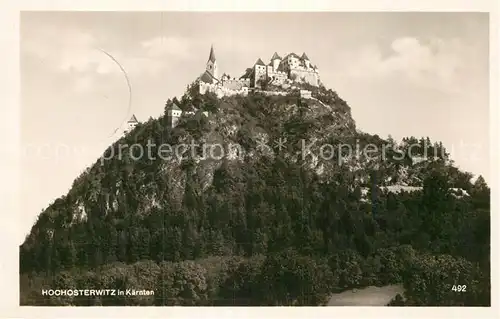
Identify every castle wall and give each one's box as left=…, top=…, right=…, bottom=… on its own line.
left=199, top=82, right=211, bottom=95
left=255, top=90, right=288, bottom=96
left=199, top=81, right=249, bottom=98
left=290, top=69, right=319, bottom=86
left=168, top=115, right=180, bottom=128
left=222, top=78, right=250, bottom=90
left=300, top=89, right=312, bottom=99
left=267, top=70, right=288, bottom=85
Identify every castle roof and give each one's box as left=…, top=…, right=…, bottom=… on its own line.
left=240, top=68, right=254, bottom=79
left=284, top=53, right=301, bottom=59
left=199, top=70, right=219, bottom=84
left=301, top=52, right=310, bottom=60
left=255, top=58, right=266, bottom=66
left=127, top=114, right=138, bottom=123
left=170, top=103, right=181, bottom=111
left=271, top=52, right=282, bottom=60
left=276, top=63, right=286, bottom=72
left=207, top=45, right=216, bottom=63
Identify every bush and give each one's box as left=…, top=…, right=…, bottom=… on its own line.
left=259, top=250, right=335, bottom=305
left=155, top=260, right=208, bottom=305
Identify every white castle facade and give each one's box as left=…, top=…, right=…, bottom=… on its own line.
left=198, top=46, right=320, bottom=97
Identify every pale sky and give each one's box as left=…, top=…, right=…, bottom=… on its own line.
left=20, top=12, right=489, bottom=240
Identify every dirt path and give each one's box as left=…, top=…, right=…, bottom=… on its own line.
left=327, top=284, right=404, bottom=306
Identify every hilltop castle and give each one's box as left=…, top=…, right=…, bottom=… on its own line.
left=126, top=46, right=321, bottom=132
left=198, top=45, right=320, bottom=97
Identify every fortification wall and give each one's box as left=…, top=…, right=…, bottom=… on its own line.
left=222, top=78, right=250, bottom=90
left=267, top=70, right=288, bottom=85
left=290, top=69, right=319, bottom=86
left=199, top=82, right=249, bottom=98
left=254, top=89, right=288, bottom=96
left=300, top=89, right=312, bottom=98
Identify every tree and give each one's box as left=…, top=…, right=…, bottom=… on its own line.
left=471, top=175, right=490, bottom=209
left=155, top=261, right=208, bottom=306
left=329, top=249, right=363, bottom=289
left=219, top=256, right=264, bottom=305
left=401, top=253, right=481, bottom=306
left=260, top=249, right=335, bottom=305
left=376, top=248, right=403, bottom=284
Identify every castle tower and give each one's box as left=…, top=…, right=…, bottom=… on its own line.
left=167, top=103, right=182, bottom=128
left=125, top=114, right=138, bottom=133
left=271, top=52, right=282, bottom=71
left=253, top=58, right=267, bottom=88
left=301, top=52, right=311, bottom=69
left=206, top=45, right=218, bottom=80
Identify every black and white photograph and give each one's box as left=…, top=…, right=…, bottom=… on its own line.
left=13, top=8, right=493, bottom=310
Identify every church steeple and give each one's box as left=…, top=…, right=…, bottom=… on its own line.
left=206, top=45, right=218, bottom=79
left=208, top=45, right=216, bottom=62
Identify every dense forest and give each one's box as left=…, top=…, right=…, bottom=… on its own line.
left=20, top=83, right=490, bottom=306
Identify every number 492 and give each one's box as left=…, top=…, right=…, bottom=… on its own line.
left=452, top=285, right=467, bottom=292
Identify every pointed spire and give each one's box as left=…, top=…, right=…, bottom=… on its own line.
left=301, top=52, right=310, bottom=60
left=255, top=58, right=266, bottom=66
left=208, top=44, right=216, bottom=63
left=127, top=114, right=138, bottom=123
left=271, top=52, right=282, bottom=60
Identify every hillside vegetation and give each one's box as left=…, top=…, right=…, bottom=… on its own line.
left=20, top=83, right=490, bottom=306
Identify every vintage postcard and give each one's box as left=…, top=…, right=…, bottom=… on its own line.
left=1, top=2, right=497, bottom=319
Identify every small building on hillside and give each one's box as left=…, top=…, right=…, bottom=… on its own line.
left=124, top=114, right=139, bottom=133
left=166, top=103, right=210, bottom=128
left=300, top=89, right=312, bottom=99
left=166, top=103, right=183, bottom=128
